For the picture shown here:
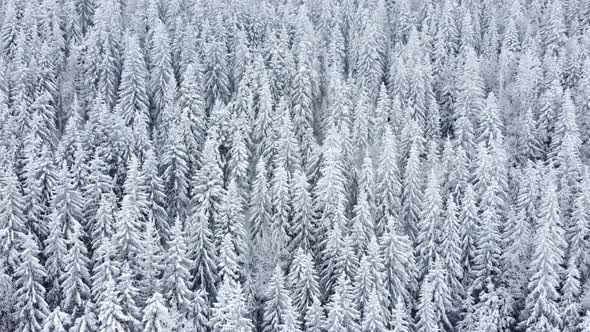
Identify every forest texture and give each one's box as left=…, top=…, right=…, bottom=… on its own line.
left=1, top=0, right=590, bottom=331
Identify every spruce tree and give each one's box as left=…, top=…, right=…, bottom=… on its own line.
left=351, top=190, right=374, bottom=256
left=401, top=139, right=423, bottom=241
left=321, top=220, right=345, bottom=296
left=227, top=125, right=250, bottom=200
left=83, top=153, right=113, bottom=227
left=279, top=296, right=303, bottom=332
left=91, top=237, right=120, bottom=305
left=209, top=278, right=253, bottom=332
left=51, top=164, right=86, bottom=246
left=270, top=160, right=291, bottom=256
left=0, top=168, right=27, bottom=274
left=416, top=278, right=438, bottom=332
left=524, top=173, right=566, bottom=332
left=70, top=304, right=98, bottom=332
left=460, top=184, right=480, bottom=285
left=249, top=158, right=272, bottom=242
left=289, top=169, right=315, bottom=253
left=177, top=63, right=206, bottom=165
left=189, top=206, right=218, bottom=299
left=162, top=221, right=193, bottom=314
left=141, top=292, right=172, bottom=332
left=304, top=297, right=325, bottom=332
left=288, top=248, right=320, bottom=315
left=162, top=121, right=191, bottom=223
left=97, top=277, right=129, bottom=332
left=375, top=127, right=402, bottom=236
left=42, top=307, right=70, bottom=332
left=142, top=150, right=169, bottom=242
left=15, top=233, right=50, bottom=332
left=361, top=288, right=388, bottom=332
left=217, top=232, right=240, bottom=283
left=390, top=296, right=413, bottom=332
left=216, top=180, right=248, bottom=265
left=61, top=223, right=91, bottom=316
left=263, top=265, right=292, bottom=332
left=203, top=30, right=230, bottom=110
left=472, top=177, right=502, bottom=294
left=44, top=212, right=68, bottom=307
left=116, top=33, right=150, bottom=153
left=324, top=274, right=361, bottom=332
left=148, top=19, right=173, bottom=123
left=381, top=216, right=416, bottom=308
left=137, top=219, right=164, bottom=304
left=117, top=263, right=141, bottom=330
left=441, top=196, right=463, bottom=307
left=416, top=168, right=442, bottom=275
left=190, top=127, right=225, bottom=244
left=314, top=125, right=347, bottom=237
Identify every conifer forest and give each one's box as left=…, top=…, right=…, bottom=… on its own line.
left=2, top=0, right=590, bottom=331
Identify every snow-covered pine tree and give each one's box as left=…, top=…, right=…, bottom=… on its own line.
left=176, top=63, right=206, bottom=166
left=440, top=196, right=463, bottom=308
left=162, top=220, right=193, bottom=314
left=288, top=169, right=315, bottom=254
left=117, top=262, right=141, bottom=330
left=51, top=164, right=86, bottom=245
left=314, top=125, right=347, bottom=238
left=141, top=292, right=172, bottom=332
left=288, top=248, right=320, bottom=316
left=148, top=19, right=173, bottom=126
left=70, top=304, right=98, bottom=332
left=390, top=296, right=413, bottom=332
left=416, top=277, right=438, bottom=332
left=361, top=288, right=388, bottom=332
left=270, top=158, right=291, bottom=257
left=137, top=218, right=164, bottom=304
left=278, top=295, right=303, bottom=332
left=190, top=127, right=225, bottom=245
left=375, top=127, right=402, bottom=236
left=262, top=265, right=292, bottom=332
left=381, top=215, right=416, bottom=308
left=416, top=168, right=443, bottom=276
left=42, top=306, right=70, bottom=332
left=401, top=138, right=423, bottom=241
left=324, top=273, right=361, bottom=332
left=0, top=167, right=27, bottom=274
left=14, top=233, right=50, bottom=332
left=523, top=172, right=566, bottom=332
left=162, top=120, right=191, bottom=223
left=304, top=296, right=325, bottom=332
left=114, top=155, right=147, bottom=268
left=203, top=24, right=230, bottom=110
left=216, top=180, right=248, bottom=269
left=116, top=33, right=150, bottom=154
left=142, top=150, right=169, bottom=242
left=350, top=190, right=374, bottom=256
left=61, top=222, right=91, bottom=316
left=97, top=277, right=129, bottom=332
left=189, top=204, right=218, bottom=300
left=249, top=158, right=272, bottom=243
left=44, top=211, right=68, bottom=307
left=459, top=184, right=479, bottom=286
left=227, top=124, right=250, bottom=200
left=91, top=237, right=119, bottom=305
left=209, top=277, right=253, bottom=332
left=83, top=153, right=113, bottom=227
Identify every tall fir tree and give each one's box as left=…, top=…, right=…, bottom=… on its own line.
left=15, top=233, right=50, bottom=332
left=524, top=173, right=566, bottom=332
left=0, top=168, right=27, bottom=274
left=209, top=278, right=253, bottom=332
